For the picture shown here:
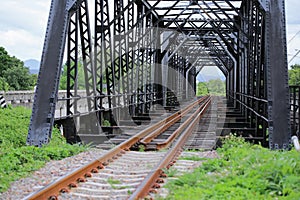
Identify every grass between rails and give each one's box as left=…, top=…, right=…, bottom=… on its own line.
left=0, top=106, right=88, bottom=193
left=163, top=135, right=300, bottom=200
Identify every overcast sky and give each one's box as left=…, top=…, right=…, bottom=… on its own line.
left=0, top=1, right=300, bottom=65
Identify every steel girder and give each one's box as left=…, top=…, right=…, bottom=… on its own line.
left=265, top=0, right=291, bottom=149
left=27, top=0, right=70, bottom=146
left=78, top=0, right=96, bottom=112
left=27, top=0, right=290, bottom=149
left=66, top=11, right=79, bottom=117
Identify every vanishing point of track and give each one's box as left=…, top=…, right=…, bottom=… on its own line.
left=25, top=96, right=211, bottom=200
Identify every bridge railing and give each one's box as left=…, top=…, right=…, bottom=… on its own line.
left=290, top=86, right=300, bottom=136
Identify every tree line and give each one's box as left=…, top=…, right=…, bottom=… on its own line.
left=0, top=47, right=37, bottom=91
left=196, top=79, right=226, bottom=96
left=0, top=46, right=85, bottom=92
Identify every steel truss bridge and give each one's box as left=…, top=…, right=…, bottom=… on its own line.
left=27, top=0, right=291, bottom=150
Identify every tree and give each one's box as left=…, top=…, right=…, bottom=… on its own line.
left=206, top=79, right=226, bottom=95
left=197, top=82, right=209, bottom=96
left=197, top=79, right=226, bottom=96
left=0, top=47, right=36, bottom=90
left=59, top=61, right=86, bottom=90
left=0, top=77, right=9, bottom=91
left=291, top=64, right=300, bottom=70
left=3, top=66, right=32, bottom=90
left=289, top=64, right=300, bottom=86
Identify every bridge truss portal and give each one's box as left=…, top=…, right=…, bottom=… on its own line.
left=27, top=0, right=291, bottom=149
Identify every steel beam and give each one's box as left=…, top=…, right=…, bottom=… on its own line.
left=27, top=0, right=70, bottom=146
left=265, top=0, right=291, bottom=149
left=78, top=0, right=96, bottom=112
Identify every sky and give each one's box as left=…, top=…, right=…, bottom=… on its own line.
left=0, top=1, right=300, bottom=66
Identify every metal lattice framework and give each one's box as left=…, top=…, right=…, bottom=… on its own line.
left=27, top=0, right=291, bottom=149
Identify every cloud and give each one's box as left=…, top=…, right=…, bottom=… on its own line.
left=0, top=1, right=51, bottom=60
left=286, top=0, right=300, bottom=25
left=0, top=29, right=43, bottom=60
left=0, top=1, right=50, bottom=36
left=286, top=0, right=300, bottom=65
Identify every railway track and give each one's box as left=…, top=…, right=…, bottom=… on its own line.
left=25, top=96, right=211, bottom=200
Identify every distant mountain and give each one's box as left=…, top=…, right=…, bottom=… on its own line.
left=197, top=66, right=226, bottom=82
left=24, top=59, right=40, bottom=74
left=197, top=74, right=226, bottom=82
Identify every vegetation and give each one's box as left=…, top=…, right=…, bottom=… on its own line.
left=0, top=47, right=37, bottom=91
left=163, top=135, right=300, bottom=200
left=107, top=177, right=121, bottom=185
left=0, top=106, right=87, bottom=192
left=196, top=82, right=209, bottom=96
left=102, top=119, right=111, bottom=127
left=179, top=155, right=207, bottom=161
left=163, top=168, right=178, bottom=177
left=197, top=79, right=226, bottom=96
left=138, top=144, right=145, bottom=152
left=289, top=64, right=300, bottom=85
left=59, top=62, right=86, bottom=90
left=107, top=177, right=130, bottom=190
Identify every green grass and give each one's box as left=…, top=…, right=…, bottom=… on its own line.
left=164, top=168, right=178, bottom=177
left=0, top=106, right=88, bottom=192
left=163, top=135, right=300, bottom=200
left=107, top=177, right=121, bottom=185
left=107, top=177, right=130, bottom=189
left=179, top=155, right=207, bottom=161
left=138, top=144, right=145, bottom=152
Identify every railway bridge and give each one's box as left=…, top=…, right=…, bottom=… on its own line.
left=27, top=0, right=292, bottom=149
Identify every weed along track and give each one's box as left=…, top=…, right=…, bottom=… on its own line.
left=25, top=96, right=212, bottom=200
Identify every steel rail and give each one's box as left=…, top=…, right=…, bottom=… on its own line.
left=129, top=96, right=212, bottom=199
left=156, top=96, right=212, bottom=149
left=140, top=95, right=210, bottom=144
left=25, top=97, right=208, bottom=200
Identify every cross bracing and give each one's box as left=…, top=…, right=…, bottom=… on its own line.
left=27, top=0, right=290, bottom=149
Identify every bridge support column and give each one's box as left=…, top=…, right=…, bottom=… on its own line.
left=27, top=0, right=70, bottom=146
left=266, top=0, right=291, bottom=149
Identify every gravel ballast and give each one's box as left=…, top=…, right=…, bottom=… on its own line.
left=0, top=149, right=106, bottom=200
left=0, top=149, right=218, bottom=200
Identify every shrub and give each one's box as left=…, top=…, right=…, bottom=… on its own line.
left=0, top=106, right=87, bottom=192
left=164, top=135, right=300, bottom=199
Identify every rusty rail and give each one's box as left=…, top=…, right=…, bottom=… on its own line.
left=140, top=95, right=210, bottom=144
left=156, top=96, right=212, bottom=149
left=128, top=96, right=212, bottom=199
left=25, top=97, right=208, bottom=200
left=25, top=118, right=176, bottom=199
